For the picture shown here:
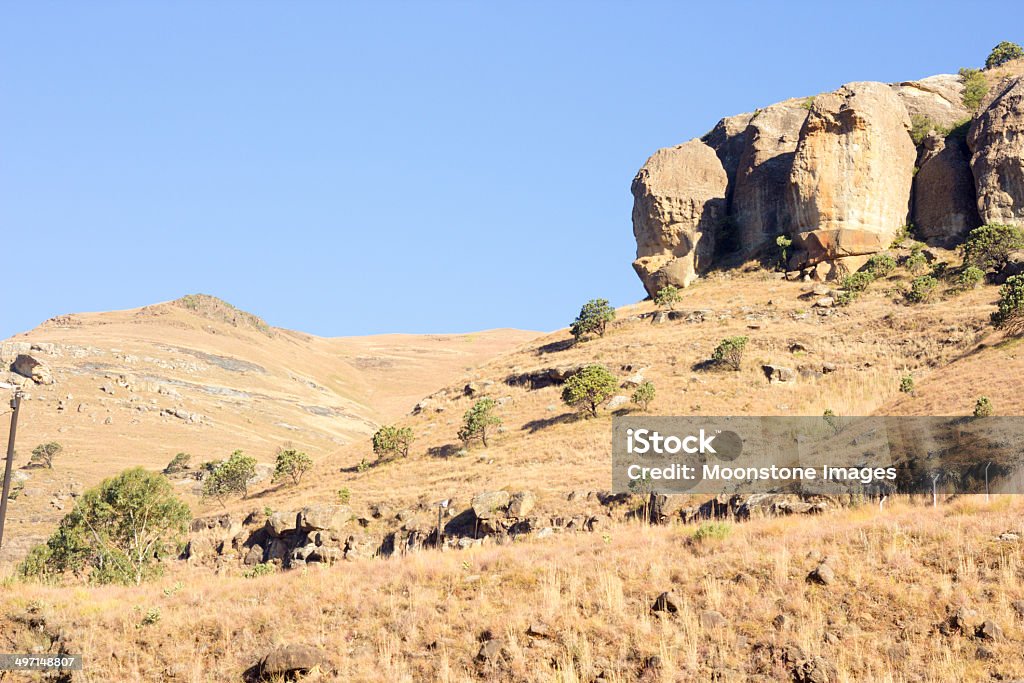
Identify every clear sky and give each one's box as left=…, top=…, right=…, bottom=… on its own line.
left=2, top=2, right=1020, bottom=339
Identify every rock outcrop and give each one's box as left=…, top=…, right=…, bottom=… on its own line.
left=11, top=354, right=54, bottom=385
left=632, top=140, right=728, bottom=295
left=913, top=132, right=981, bottom=246
left=968, top=76, right=1024, bottom=226
left=891, top=74, right=970, bottom=128
left=731, top=100, right=808, bottom=257
left=787, top=82, right=916, bottom=267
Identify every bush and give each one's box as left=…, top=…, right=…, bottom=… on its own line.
left=201, top=450, right=257, bottom=505
left=905, top=249, right=928, bottom=275
left=974, top=396, right=993, bottom=418
left=957, top=266, right=986, bottom=290
left=244, top=563, right=276, bottom=579
left=654, top=285, right=681, bottom=311
left=372, top=425, right=414, bottom=460
left=986, top=41, right=1024, bottom=69
left=692, top=522, right=731, bottom=542
left=906, top=275, right=939, bottom=304
left=631, top=381, right=656, bottom=411
left=899, top=374, right=915, bottom=395
left=19, top=468, right=190, bottom=585
left=909, top=114, right=936, bottom=145
left=337, top=487, right=351, bottom=504
left=561, top=365, right=618, bottom=417
left=991, top=274, right=1024, bottom=335
left=162, top=452, right=191, bottom=475
left=29, top=442, right=62, bottom=469
left=712, top=336, right=748, bottom=371
left=570, top=299, right=615, bottom=342
left=840, top=271, right=875, bottom=294
left=963, top=224, right=1024, bottom=272
left=272, top=448, right=312, bottom=486
left=959, top=67, right=989, bottom=111
left=775, top=235, right=793, bottom=266
left=457, top=398, right=501, bottom=448
left=834, top=290, right=857, bottom=307
left=865, top=253, right=897, bottom=278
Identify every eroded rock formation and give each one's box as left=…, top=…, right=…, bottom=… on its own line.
left=968, top=76, right=1024, bottom=226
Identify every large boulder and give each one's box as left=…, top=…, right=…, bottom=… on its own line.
left=256, top=644, right=326, bottom=680
left=702, top=112, right=755, bottom=191
left=913, top=132, right=981, bottom=247
left=968, top=76, right=1024, bottom=226
left=471, top=491, right=511, bottom=520
left=787, top=82, right=916, bottom=266
left=731, top=99, right=809, bottom=258
left=297, top=505, right=352, bottom=532
left=632, top=140, right=728, bottom=295
left=891, top=74, right=971, bottom=129
left=11, top=354, right=53, bottom=385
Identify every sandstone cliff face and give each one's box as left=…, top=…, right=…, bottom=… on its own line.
left=913, top=132, right=981, bottom=246
left=786, top=82, right=916, bottom=266
left=968, top=76, right=1024, bottom=226
left=891, top=75, right=970, bottom=129
left=631, top=140, right=728, bottom=296
left=702, top=112, right=754, bottom=200
left=731, top=100, right=808, bottom=258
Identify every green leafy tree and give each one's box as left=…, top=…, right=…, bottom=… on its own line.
left=570, top=298, right=615, bottom=342
left=654, top=285, right=681, bottom=311
left=562, top=364, right=618, bottom=417
left=272, top=448, right=313, bottom=486
left=457, top=398, right=502, bottom=448
left=963, top=224, right=1024, bottom=272
left=712, top=336, right=748, bottom=371
left=959, top=67, right=989, bottom=111
left=162, top=452, right=191, bottom=475
left=19, top=468, right=190, bottom=585
left=201, top=450, right=257, bottom=505
left=775, top=235, right=793, bottom=266
left=986, top=41, right=1024, bottom=69
left=991, top=274, right=1024, bottom=335
left=631, top=381, right=656, bottom=411
left=840, top=271, right=875, bottom=293
left=29, top=442, right=62, bottom=469
left=371, top=425, right=415, bottom=460
left=906, top=275, right=939, bottom=304
left=865, top=253, right=897, bottom=278
left=974, top=396, right=993, bottom=418
left=909, top=115, right=937, bottom=145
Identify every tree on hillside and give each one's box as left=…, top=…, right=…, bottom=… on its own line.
left=711, top=337, right=748, bottom=372
left=562, top=364, right=618, bottom=417
left=272, top=448, right=313, bottom=486
left=458, top=398, right=501, bottom=448
left=631, top=381, right=656, bottom=412
left=962, top=224, right=1024, bottom=272
left=570, top=299, right=615, bottom=342
left=959, top=68, right=989, bottom=111
left=654, top=285, right=681, bottom=311
left=986, top=41, right=1024, bottom=69
left=372, top=425, right=415, bottom=460
left=19, top=467, right=190, bottom=585
left=992, top=275, right=1024, bottom=335
left=29, top=442, right=62, bottom=469
left=201, top=450, right=257, bottom=505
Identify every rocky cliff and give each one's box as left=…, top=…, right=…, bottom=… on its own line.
left=632, top=64, right=1024, bottom=294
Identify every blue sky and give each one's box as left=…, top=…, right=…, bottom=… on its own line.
left=1, top=2, right=1020, bottom=339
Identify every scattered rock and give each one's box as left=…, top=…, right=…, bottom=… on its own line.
left=651, top=591, right=681, bottom=614
left=793, top=655, right=837, bottom=683
left=256, top=644, right=325, bottom=681
left=763, top=365, right=797, bottom=384
left=471, top=491, right=511, bottom=520
left=606, top=395, right=629, bottom=410
left=476, top=639, right=505, bottom=665
left=506, top=491, right=536, bottom=518
left=806, top=563, right=835, bottom=586
left=975, top=619, right=1004, bottom=642
left=700, top=610, right=727, bottom=629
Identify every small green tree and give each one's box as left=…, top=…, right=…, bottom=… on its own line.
left=899, top=374, right=915, bottom=395
left=631, top=381, right=656, bottom=411
left=986, top=41, right=1024, bottom=69
left=840, top=271, right=875, bottom=293
left=712, top=337, right=748, bottom=371
left=775, top=235, right=793, bottom=266
left=963, top=224, right=1024, bottom=272
left=570, top=299, right=615, bottom=342
left=906, top=275, right=939, bottom=304
left=654, top=285, right=681, bottom=311
left=974, top=396, right=993, bottom=418
left=372, top=425, right=415, bottom=460
left=458, top=398, right=501, bottom=448
left=19, top=468, right=190, bottom=585
left=561, top=365, right=618, bottom=417
left=29, top=442, right=62, bottom=469
left=201, top=450, right=257, bottom=505
left=957, top=266, right=986, bottom=290
left=991, top=274, right=1024, bottom=335
left=905, top=249, right=928, bottom=275
left=162, top=452, right=191, bottom=475
left=272, top=448, right=312, bottom=486
left=959, top=67, right=989, bottom=111
left=865, top=253, right=897, bottom=278
left=909, top=115, right=936, bottom=145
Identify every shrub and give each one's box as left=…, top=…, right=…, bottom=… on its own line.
left=899, top=374, right=915, bottom=395
left=654, top=285, right=681, bottom=311
left=372, top=425, right=414, bottom=460
left=906, top=275, right=939, bottom=304
left=974, top=396, right=993, bottom=418
left=905, top=249, right=928, bottom=275
left=272, top=448, right=312, bottom=486
left=957, top=266, right=986, bottom=290
left=631, top=381, right=656, bottom=411
left=570, top=299, right=615, bottom=342
left=865, top=253, right=897, bottom=278
left=29, top=442, right=62, bottom=469
left=963, top=224, right=1024, bottom=272
left=244, top=563, right=276, bottom=579
left=162, top=452, right=191, bottom=475
left=201, top=450, right=257, bottom=505
left=834, top=291, right=857, bottom=307
left=991, top=274, right=1024, bottom=335
left=19, top=468, right=190, bottom=585
left=561, top=365, right=618, bottom=417
left=840, top=271, right=875, bottom=293
left=457, top=398, right=501, bottom=448
left=775, top=235, right=793, bottom=266
left=986, top=41, right=1024, bottom=69
left=959, top=67, right=989, bottom=111
left=712, top=336, right=748, bottom=371
left=692, top=522, right=731, bottom=542
left=909, top=114, right=936, bottom=145
left=337, top=487, right=351, bottom=504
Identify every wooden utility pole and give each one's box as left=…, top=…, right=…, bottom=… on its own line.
left=0, top=390, right=23, bottom=551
